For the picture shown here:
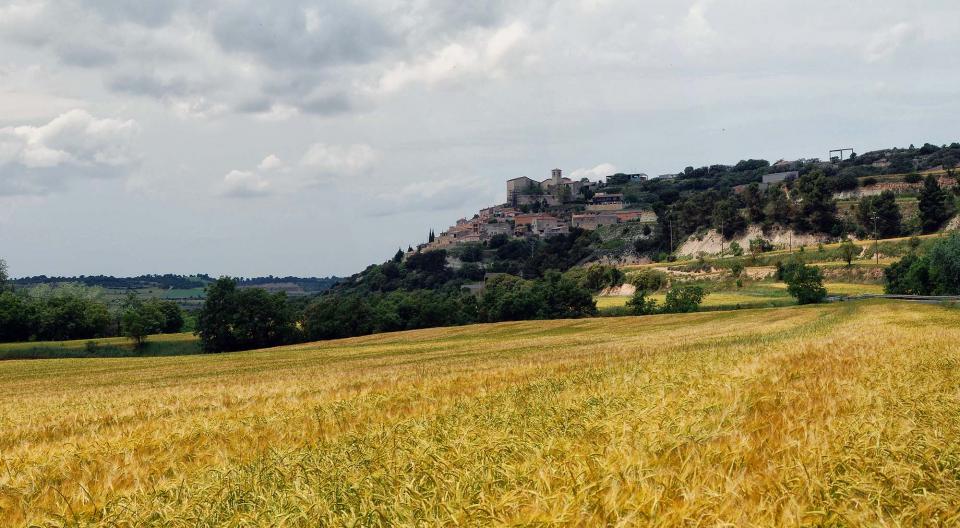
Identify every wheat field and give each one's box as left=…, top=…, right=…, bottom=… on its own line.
left=2, top=300, right=960, bottom=526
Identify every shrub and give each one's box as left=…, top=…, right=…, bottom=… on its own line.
left=625, top=290, right=658, bottom=315
left=662, top=285, right=705, bottom=313
left=629, top=269, right=668, bottom=292
left=782, top=260, right=827, bottom=304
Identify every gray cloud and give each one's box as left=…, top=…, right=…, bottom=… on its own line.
left=208, top=1, right=396, bottom=68
left=2, top=0, right=960, bottom=276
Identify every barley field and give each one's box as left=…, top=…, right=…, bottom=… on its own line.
left=3, top=300, right=960, bottom=526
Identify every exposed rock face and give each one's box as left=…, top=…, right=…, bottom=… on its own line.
left=677, top=225, right=827, bottom=257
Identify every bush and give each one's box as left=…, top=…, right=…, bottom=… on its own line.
left=625, top=290, right=658, bottom=315
left=782, top=260, right=827, bottom=304
left=885, top=234, right=960, bottom=295
left=629, top=269, right=668, bottom=292
left=662, top=285, right=705, bottom=313
left=729, top=241, right=743, bottom=257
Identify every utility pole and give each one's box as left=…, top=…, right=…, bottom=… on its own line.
left=872, top=212, right=880, bottom=265
left=719, top=218, right=725, bottom=256
left=668, top=206, right=675, bottom=255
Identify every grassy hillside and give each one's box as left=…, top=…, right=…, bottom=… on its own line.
left=2, top=300, right=960, bottom=525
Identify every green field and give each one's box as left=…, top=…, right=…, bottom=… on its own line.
left=3, top=300, right=960, bottom=525
left=0, top=333, right=199, bottom=360
left=596, top=281, right=886, bottom=312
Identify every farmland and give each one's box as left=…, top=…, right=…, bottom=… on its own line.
left=3, top=300, right=960, bottom=525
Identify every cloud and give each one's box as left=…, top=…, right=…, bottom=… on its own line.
left=569, top=163, right=618, bottom=181
left=257, top=154, right=283, bottom=171
left=209, top=1, right=396, bottom=69
left=220, top=143, right=378, bottom=198
left=220, top=169, right=271, bottom=198
left=299, top=143, right=378, bottom=181
left=0, top=109, right=139, bottom=195
left=378, top=21, right=528, bottom=93
left=366, top=176, right=494, bottom=217
left=864, top=22, right=920, bottom=63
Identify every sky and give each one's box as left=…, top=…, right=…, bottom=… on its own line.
left=1, top=0, right=958, bottom=278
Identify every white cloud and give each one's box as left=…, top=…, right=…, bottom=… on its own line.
left=299, top=143, right=378, bottom=180
left=220, top=169, right=271, bottom=198
left=367, top=176, right=494, bottom=217
left=220, top=143, right=377, bottom=198
left=864, top=22, right=920, bottom=63
left=0, top=109, right=139, bottom=195
left=378, top=21, right=528, bottom=93
left=569, top=163, right=618, bottom=181
left=258, top=154, right=283, bottom=171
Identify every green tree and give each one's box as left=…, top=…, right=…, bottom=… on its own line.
left=742, top=183, right=765, bottom=223
left=0, top=290, right=34, bottom=342
left=782, top=260, right=827, bottom=304
left=0, top=257, right=7, bottom=292
left=793, top=170, right=837, bottom=234
left=625, top=289, right=658, bottom=315
left=763, top=184, right=793, bottom=227
left=839, top=239, right=858, bottom=267
left=196, top=278, right=239, bottom=352
left=151, top=299, right=185, bottom=333
left=661, top=285, right=705, bottom=313
left=918, top=174, right=954, bottom=233
left=884, top=254, right=932, bottom=295
left=120, top=296, right=164, bottom=347
left=928, top=233, right=960, bottom=294
left=856, top=191, right=901, bottom=238
left=713, top=199, right=747, bottom=239
left=728, top=241, right=743, bottom=257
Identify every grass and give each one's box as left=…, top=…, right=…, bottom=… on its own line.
left=0, top=333, right=199, bottom=360
left=596, top=281, right=886, bottom=312
left=2, top=300, right=960, bottom=525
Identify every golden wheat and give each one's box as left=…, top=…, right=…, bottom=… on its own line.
left=1, top=300, right=959, bottom=526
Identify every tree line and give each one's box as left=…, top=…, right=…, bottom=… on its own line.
left=0, top=259, right=186, bottom=344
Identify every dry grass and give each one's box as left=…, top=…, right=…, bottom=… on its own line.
left=2, top=300, right=960, bottom=526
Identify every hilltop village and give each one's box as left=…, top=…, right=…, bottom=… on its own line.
left=423, top=169, right=659, bottom=250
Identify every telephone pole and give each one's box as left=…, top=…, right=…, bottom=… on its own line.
left=872, top=213, right=880, bottom=265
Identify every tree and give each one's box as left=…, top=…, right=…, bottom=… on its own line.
left=625, top=289, right=658, bottom=315
left=152, top=299, right=185, bottom=333
left=793, top=171, right=837, bottom=234
left=0, top=290, right=34, bottom=342
left=857, top=191, right=901, bottom=238
left=885, top=254, right=932, bottom=295
left=839, top=239, right=858, bottom=267
left=713, top=199, right=747, bottom=239
left=918, top=174, right=954, bottom=233
left=782, top=260, right=827, bottom=304
left=928, top=233, right=960, bottom=294
left=729, top=241, right=743, bottom=257
left=0, top=257, right=7, bottom=292
left=661, top=285, right=705, bottom=313
left=428, top=229, right=435, bottom=243
left=763, top=184, right=793, bottom=227
left=120, top=296, right=164, bottom=347
left=196, top=278, right=239, bottom=352
left=392, top=248, right=404, bottom=263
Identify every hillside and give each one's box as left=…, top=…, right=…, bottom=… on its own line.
left=3, top=300, right=960, bottom=525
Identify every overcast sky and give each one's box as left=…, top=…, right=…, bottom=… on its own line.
left=1, top=1, right=958, bottom=277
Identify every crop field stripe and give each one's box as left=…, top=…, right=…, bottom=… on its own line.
left=2, top=300, right=960, bottom=525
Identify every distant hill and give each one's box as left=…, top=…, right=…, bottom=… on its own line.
left=12, top=274, right=341, bottom=296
